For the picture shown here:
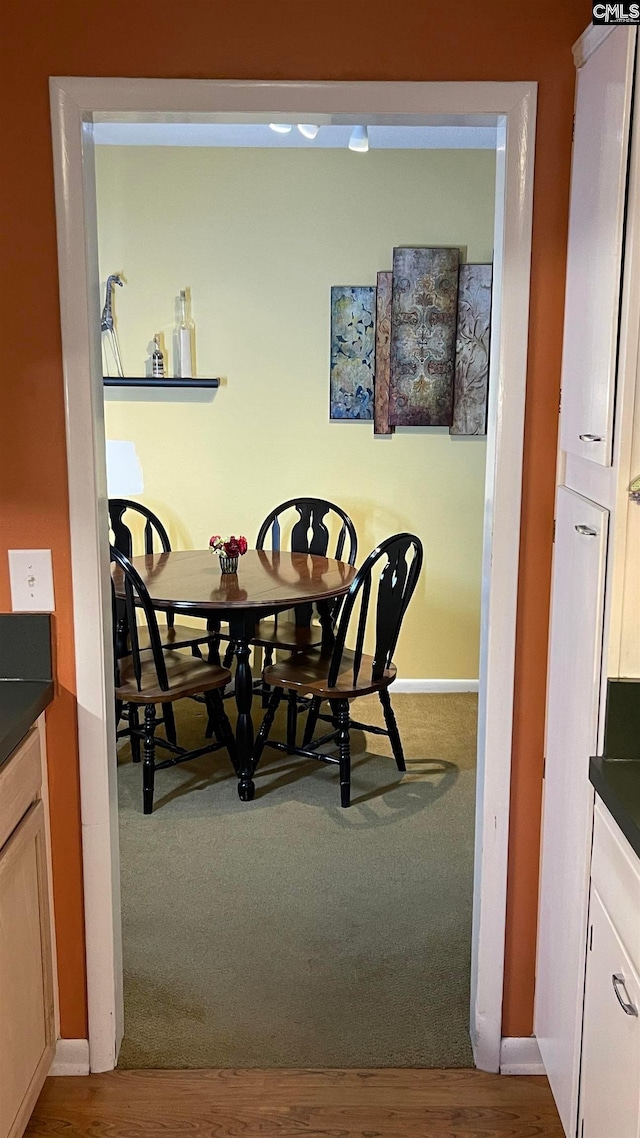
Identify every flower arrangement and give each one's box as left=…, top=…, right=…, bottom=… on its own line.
left=209, top=534, right=248, bottom=558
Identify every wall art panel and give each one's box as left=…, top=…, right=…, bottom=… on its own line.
left=389, top=246, right=459, bottom=427
left=450, top=263, right=493, bottom=436
left=374, top=271, right=393, bottom=435
left=329, top=286, right=375, bottom=419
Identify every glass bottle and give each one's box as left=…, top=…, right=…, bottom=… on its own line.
left=152, top=334, right=164, bottom=378
left=177, top=290, right=194, bottom=378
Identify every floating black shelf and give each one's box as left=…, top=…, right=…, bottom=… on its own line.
left=103, top=377, right=220, bottom=389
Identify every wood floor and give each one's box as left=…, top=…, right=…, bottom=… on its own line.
left=26, top=1068, right=564, bottom=1137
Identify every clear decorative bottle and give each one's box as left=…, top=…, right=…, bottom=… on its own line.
left=152, top=334, right=165, bottom=378
left=177, top=290, right=194, bottom=378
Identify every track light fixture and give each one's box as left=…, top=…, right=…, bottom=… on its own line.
left=269, top=123, right=292, bottom=134
left=297, top=124, right=320, bottom=139
left=348, top=125, right=369, bottom=153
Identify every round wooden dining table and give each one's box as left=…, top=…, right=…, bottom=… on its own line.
left=113, top=548, right=357, bottom=801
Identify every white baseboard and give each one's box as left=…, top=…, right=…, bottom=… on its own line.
left=49, top=1038, right=90, bottom=1076
left=392, top=678, right=479, bottom=694
left=499, top=1036, right=545, bottom=1075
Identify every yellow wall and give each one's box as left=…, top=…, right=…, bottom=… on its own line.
left=96, top=145, right=495, bottom=678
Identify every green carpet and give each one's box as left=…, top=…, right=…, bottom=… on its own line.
left=117, top=692, right=477, bottom=1069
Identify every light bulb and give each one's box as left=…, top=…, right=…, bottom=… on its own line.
left=297, top=124, right=319, bottom=140
left=348, top=125, right=369, bottom=153
left=269, top=123, right=292, bottom=134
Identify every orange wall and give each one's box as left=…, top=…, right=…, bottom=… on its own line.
left=0, top=0, right=591, bottom=1041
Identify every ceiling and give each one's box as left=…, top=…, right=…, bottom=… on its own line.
left=93, top=122, right=497, bottom=149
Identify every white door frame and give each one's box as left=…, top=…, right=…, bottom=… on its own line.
left=49, top=76, right=536, bottom=1074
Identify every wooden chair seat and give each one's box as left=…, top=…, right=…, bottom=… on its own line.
left=263, top=648, right=396, bottom=699
left=250, top=615, right=322, bottom=652
left=137, top=623, right=218, bottom=654
left=116, top=652, right=231, bottom=704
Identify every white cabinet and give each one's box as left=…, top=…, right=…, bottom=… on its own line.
left=559, top=27, right=635, bottom=468
left=579, top=806, right=640, bottom=1138
left=536, top=21, right=640, bottom=1138
left=535, top=488, right=608, bottom=1137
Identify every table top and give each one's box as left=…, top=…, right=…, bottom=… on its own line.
left=113, top=549, right=357, bottom=613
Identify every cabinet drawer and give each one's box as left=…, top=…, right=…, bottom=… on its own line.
left=0, top=727, right=42, bottom=851
left=580, top=888, right=640, bottom=1138
left=0, top=800, right=55, bottom=1138
left=592, top=800, right=640, bottom=974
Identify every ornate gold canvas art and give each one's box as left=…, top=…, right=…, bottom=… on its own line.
left=389, top=247, right=459, bottom=427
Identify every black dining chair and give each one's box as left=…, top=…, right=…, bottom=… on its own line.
left=111, top=545, right=238, bottom=814
left=109, top=498, right=223, bottom=756
left=252, top=532, right=423, bottom=807
left=253, top=497, right=358, bottom=652
left=109, top=498, right=219, bottom=656
left=215, top=498, right=358, bottom=722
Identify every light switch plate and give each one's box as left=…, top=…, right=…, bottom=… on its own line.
left=8, top=549, right=55, bottom=612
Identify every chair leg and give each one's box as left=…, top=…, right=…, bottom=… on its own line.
left=286, top=690, right=298, bottom=749
left=337, top=700, right=351, bottom=808
left=302, top=696, right=322, bottom=746
left=209, top=689, right=240, bottom=776
left=261, top=647, right=274, bottom=707
left=253, top=687, right=283, bottom=770
left=115, top=699, right=123, bottom=728
left=163, top=701, right=177, bottom=746
left=379, top=687, right=406, bottom=771
left=142, top=704, right=156, bottom=814
left=129, top=704, right=141, bottom=763
left=223, top=640, right=236, bottom=670
left=207, top=617, right=222, bottom=665
left=204, top=689, right=222, bottom=741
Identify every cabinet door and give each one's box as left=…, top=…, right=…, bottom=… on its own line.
left=559, top=28, right=635, bottom=467
left=580, top=888, right=640, bottom=1138
left=0, top=801, right=55, bottom=1138
left=535, top=488, right=609, bottom=1137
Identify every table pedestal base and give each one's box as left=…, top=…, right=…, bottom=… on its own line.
left=230, top=618, right=256, bottom=801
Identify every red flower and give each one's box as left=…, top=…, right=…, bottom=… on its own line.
left=209, top=533, right=248, bottom=556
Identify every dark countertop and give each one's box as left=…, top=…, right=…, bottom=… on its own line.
left=0, top=613, right=54, bottom=769
left=590, top=679, right=640, bottom=861
left=590, top=754, right=640, bottom=860
left=0, top=680, right=55, bottom=768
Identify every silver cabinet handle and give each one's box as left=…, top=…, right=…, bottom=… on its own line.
left=575, top=525, right=598, bottom=536
left=612, top=973, right=638, bottom=1016
left=579, top=433, right=603, bottom=442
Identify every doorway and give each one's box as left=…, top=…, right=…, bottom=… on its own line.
left=49, top=77, right=536, bottom=1073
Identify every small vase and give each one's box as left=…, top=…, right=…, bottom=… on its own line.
left=219, top=554, right=239, bottom=574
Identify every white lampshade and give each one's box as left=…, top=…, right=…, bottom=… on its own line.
left=106, top=440, right=144, bottom=497
left=297, top=124, right=319, bottom=140
left=269, top=123, right=292, bottom=134
left=348, top=125, right=369, bottom=153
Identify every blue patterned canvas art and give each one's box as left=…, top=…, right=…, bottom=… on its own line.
left=330, top=286, right=375, bottom=419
